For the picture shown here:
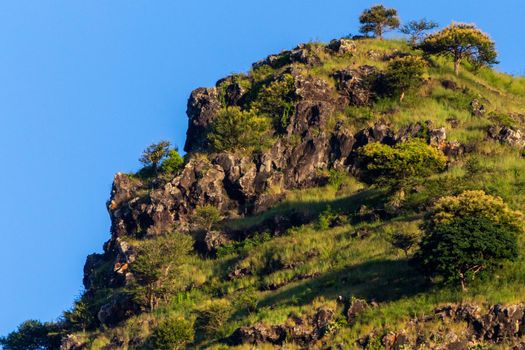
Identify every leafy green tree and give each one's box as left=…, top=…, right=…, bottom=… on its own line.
left=415, top=190, right=523, bottom=290
left=160, top=149, right=184, bottom=174
left=191, top=204, right=222, bottom=231
left=139, top=140, right=170, bottom=170
left=129, top=232, right=194, bottom=311
left=383, top=55, right=427, bottom=101
left=359, top=5, right=400, bottom=39
left=0, top=320, right=62, bottom=350
left=208, top=107, right=272, bottom=152
left=419, top=23, right=498, bottom=75
left=400, top=19, right=438, bottom=46
left=384, top=221, right=422, bottom=257
left=150, top=316, right=194, bottom=350
left=357, top=140, right=447, bottom=188
left=195, top=299, right=232, bottom=339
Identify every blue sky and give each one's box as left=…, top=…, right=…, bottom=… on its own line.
left=0, top=0, right=523, bottom=336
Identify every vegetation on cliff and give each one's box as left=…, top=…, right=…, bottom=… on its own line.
left=4, top=5, right=525, bottom=350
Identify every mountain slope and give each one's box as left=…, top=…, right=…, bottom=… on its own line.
left=6, top=36, right=525, bottom=350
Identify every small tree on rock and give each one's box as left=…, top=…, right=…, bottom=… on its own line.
left=415, top=190, right=523, bottom=290
left=192, top=205, right=222, bottom=231
left=139, top=140, right=170, bottom=172
left=359, top=5, right=400, bottom=39
left=400, top=19, right=438, bottom=46
left=419, top=23, right=497, bottom=75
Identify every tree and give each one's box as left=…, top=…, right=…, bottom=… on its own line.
left=383, top=55, right=427, bottom=101
left=384, top=221, right=422, bottom=257
left=129, top=232, right=194, bottom=311
left=400, top=19, right=438, bottom=46
left=357, top=140, right=447, bottom=188
left=359, top=5, right=400, bottom=39
left=415, top=190, right=523, bottom=290
left=139, top=140, right=170, bottom=171
left=0, top=320, right=62, bottom=350
left=208, top=107, right=272, bottom=152
left=192, top=204, right=222, bottom=231
left=419, top=23, right=498, bottom=75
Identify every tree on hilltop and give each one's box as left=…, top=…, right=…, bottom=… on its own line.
left=400, top=19, right=439, bottom=46
left=419, top=23, right=497, bottom=75
left=359, top=5, right=400, bottom=39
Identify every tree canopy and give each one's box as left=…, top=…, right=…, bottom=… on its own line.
left=415, top=191, right=523, bottom=290
left=419, top=23, right=497, bottom=75
left=400, top=19, right=439, bottom=46
left=359, top=5, right=400, bottom=39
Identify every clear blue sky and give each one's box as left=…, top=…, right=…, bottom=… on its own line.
left=0, top=0, right=523, bottom=336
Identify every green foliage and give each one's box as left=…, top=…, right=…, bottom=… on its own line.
left=383, top=55, right=427, bottom=99
left=359, top=5, right=400, bottom=39
left=357, top=140, right=447, bottom=188
left=216, top=232, right=271, bottom=257
left=191, top=204, right=222, bottom=231
left=129, top=233, right=194, bottom=311
left=416, top=191, right=523, bottom=289
left=150, top=316, right=194, bottom=350
left=251, top=74, right=297, bottom=131
left=208, top=107, right=272, bottom=152
left=384, top=221, right=422, bottom=256
left=0, top=320, right=62, bottom=350
left=63, top=295, right=98, bottom=332
left=139, top=140, right=170, bottom=169
left=400, top=19, right=439, bottom=46
left=194, top=299, right=232, bottom=338
left=159, top=149, right=184, bottom=174
left=419, top=23, right=498, bottom=75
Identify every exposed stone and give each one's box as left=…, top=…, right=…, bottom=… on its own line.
left=490, top=126, right=525, bottom=148
left=328, top=38, right=357, bottom=55
left=184, top=87, right=221, bottom=153
left=470, top=99, right=486, bottom=117
left=347, top=298, right=369, bottom=325
left=97, top=293, right=137, bottom=327
left=332, top=65, right=378, bottom=106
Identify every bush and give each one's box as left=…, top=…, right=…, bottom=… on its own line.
left=415, top=190, right=523, bottom=290
left=208, top=107, right=272, bottom=152
left=191, top=205, right=221, bottom=231
left=129, top=232, right=194, bottom=310
left=195, top=299, right=232, bottom=338
left=384, top=221, right=422, bottom=256
left=383, top=56, right=427, bottom=100
left=150, top=316, right=194, bottom=350
left=160, top=149, right=184, bottom=174
left=357, top=140, right=447, bottom=188
left=251, top=74, right=297, bottom=131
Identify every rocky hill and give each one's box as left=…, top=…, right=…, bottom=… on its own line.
left=4, top=27, right=525, bottom=350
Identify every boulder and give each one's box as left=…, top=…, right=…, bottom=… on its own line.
left=332, top=65, right=378, bottom=106
left=328, top=38, right=357, bottom=55
left=347, top=298, right=369, bottom=325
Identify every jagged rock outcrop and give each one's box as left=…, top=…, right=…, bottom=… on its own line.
left=227, top=307, right=335, bottom=347
left=489, top=125, right=525, bottom=148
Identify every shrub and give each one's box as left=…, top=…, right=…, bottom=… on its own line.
left=195, top=299, right=232, bottom=338
left=383, top=56, right=427, bottom=100
left=359, top=5, right=400, bottom=39
left=357, top=140, right=447, bottom=188
left=208, top=107, right=272, bottom=152
left=415, top=190, right=523, bottom=290
left=251, top=74, right=297, bottom=131
left=150, top=316, right=194, bottom=350
left=129, top=232, right=194, bottom=310
left=160, top=149, right=184, bottom=174
left=191, top=205, right=222, bottom=231
left=419, top=23, right=497, bottom=75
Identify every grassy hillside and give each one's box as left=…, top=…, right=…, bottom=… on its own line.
left=4, top=34, right=525, bottom=350
left=61, top=37, right=525, bottom=349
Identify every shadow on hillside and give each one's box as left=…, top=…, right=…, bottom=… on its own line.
left=224, top=188, right=388, bottom=235
left=258, top=258, right=428, bottom=308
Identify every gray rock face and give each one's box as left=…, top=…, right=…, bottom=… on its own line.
left=332, top=65, right=379, bottom=106
left=184, top=87, right=221, bottom=153
left=489, top=126, right=525, bottom=148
